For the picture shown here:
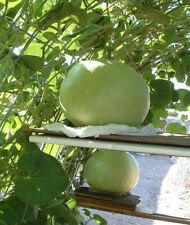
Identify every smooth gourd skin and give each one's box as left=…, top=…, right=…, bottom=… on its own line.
left=59, top=60, right=150, bottom=127
left=84, top=150, right=140, bottom=194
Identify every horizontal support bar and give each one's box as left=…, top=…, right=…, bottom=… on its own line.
left=29, top=135, right=190, bottom=157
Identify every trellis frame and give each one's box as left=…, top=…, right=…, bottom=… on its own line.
left=1, top=0, right=190, bottom=224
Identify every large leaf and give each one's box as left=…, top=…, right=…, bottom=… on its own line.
left=15, top=150, right=69, bottom=204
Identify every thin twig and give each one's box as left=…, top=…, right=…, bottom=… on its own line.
left=2, top=0, right=9, bottom=18
left=0, top=17, right=54, bottom=50
left=0, top=1, right=31, bottom=43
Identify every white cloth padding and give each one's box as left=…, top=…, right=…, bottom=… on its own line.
left=43, top=123, right=157, bottom=138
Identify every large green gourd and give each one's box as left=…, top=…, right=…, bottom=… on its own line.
left=59, top=60, right=150, bottom=127
left=84, top=150, right=140, bottom=194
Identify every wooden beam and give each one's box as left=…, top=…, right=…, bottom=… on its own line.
left=74, top=187, right=190, bottom=224
left=75, top=187, right=140, bottom=210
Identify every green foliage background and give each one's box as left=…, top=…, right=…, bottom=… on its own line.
left=0, top=0, right=190, bottom=224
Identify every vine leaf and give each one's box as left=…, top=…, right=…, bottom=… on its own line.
left=163, top=28, right=176, bottom=44
left=177, top=89, right=189, bottom=100
left=93, top=214, right=107, bottom=225
left=151, top=107, right=167, bottom=119
left=183, top=92, right=190, bottom=107
left=0, top=194, right=47, bottom=224
left=46, top=46, right=60, bottom=62
left=150, top=79, right=174, bottom=107
left=175, top=89, right=190, bottom=111
left=143, top=8, right=170, bottom=25
left=27, top=211, right=47, bottom=225
left=43, top=32, right=56, bottom=40
left=82, top=208, right=91, bottom=217
left=172, top=61, right=186, bottom=83
left=0, top=132, right=6, bottom=145
left=166, top=122, right=187, bottom=134
left=186, top=76, right=190, bottom=87
left=6, top=0, right=25, bottom=19
left=70, top=0, right=82, bottom=7
left=23, top=204, right=39, bottom=222
left=150, top=107, right=167, bottom=129
left=15, top=151, right=69, bottom=204
left=181, top=114, right=188, bottom=122
left=44, top=204, right=78, bottom=225
left=182, top=56, right=190, bottom=65
left=0, top=2, right=4, bottom=11
left=0, top=204, right=17, bottom=225
left=38, top=2, right=87, bottom=29
left=0, top=195, right=23, bottom=225
left=152, top=117, right=166, bottom=129
left=24, top=42, right=43, bottom=56
left=20, top=55, right=44, bottom=71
